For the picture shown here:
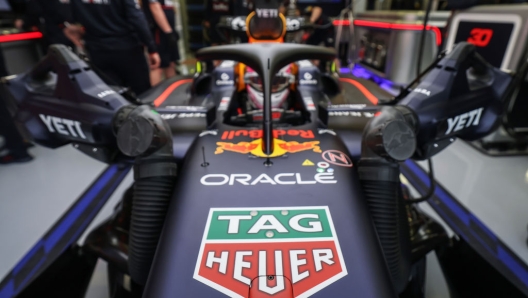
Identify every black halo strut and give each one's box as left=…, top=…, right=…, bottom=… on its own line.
left=196, top=43, right=335, bottom=157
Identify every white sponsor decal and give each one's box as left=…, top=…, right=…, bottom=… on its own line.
left=212, top=2, right=229, bottom=11
left=199, top=130, right=218, bottom=137
left=160, top=113, right=206, bottom=120
left=330, top=104, right=367, bottom=109
left=219, top=60, right=236, bottom=68
left=413, top=88, right=431, bottom=96
left=200, top=173, right=337, bottom=186
left=97, top=90, right=116, bottom=99
left=297, top=60, right=313, bottom=68
left=287, top=18, right=301, bottom=31
left=231, top=17, right=247, bottom=30
left=318, top=129, right=336, bottom=136
left=299, top=72, right=317, bottom=85
left=328, top=111, right=375, bottom=118
left=216, top=73, right=234, bottom=86
left=39, top=114, right=86, bottom=139
left=164, top=106, right=205, bottom=111
left=303, top=97, right=316, bottom=111
left=445, top=107, right=484, bottom=135
left=218, top=97, right=231, bottom=111
left=256, top=8, right=278, bottom=18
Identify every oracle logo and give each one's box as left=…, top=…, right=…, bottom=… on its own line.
left=467, top=28, right=493, bottom=47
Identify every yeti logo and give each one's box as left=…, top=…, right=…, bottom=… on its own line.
left=39, top=114, right=87, bottom=139
left=256, top=9, right=278, bottom=18
left=445, top=108, right=484, bottom=135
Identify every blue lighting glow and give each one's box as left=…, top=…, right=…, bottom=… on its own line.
left=340, top=64, right=400, bottom=96
left=339, top=67, right=352, bottom=74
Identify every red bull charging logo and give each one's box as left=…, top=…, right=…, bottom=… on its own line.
left=216, top=130, right=321, bottom=158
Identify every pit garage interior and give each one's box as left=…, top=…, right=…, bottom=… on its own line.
left=0, top=0, right=528, bottom=298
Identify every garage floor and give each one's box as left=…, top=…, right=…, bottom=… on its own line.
left=0, top=141, right=526, bottom=297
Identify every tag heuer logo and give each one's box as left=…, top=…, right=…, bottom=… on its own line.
left=193, top=207, right=347, bottom=297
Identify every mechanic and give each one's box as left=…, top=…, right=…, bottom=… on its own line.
left=64, top=0, right=160, bottom=95
left=302, top=6, right=335, bottom=48
left=233, top=0, right=253, bottom=15
left=232, top=0, right=253, bottom=43
left=279, top=0, right=299, bottom=17
left=0, top=0, right=41, bottom=70
left=144, top=0, right=180, bottom=85
left=15, top=0, right=75, bottom=50
left=203, top=0, right=232, bottom=46
left=0, top=95, right=32, bottom=164
left=0, top=2, right=33, bottom=164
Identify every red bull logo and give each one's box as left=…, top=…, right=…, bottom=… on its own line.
left=221, top=129, right=315, bottom=140
left=215, top=138, right=321, bottom=158
left=216, top=130, right=320, bottom=158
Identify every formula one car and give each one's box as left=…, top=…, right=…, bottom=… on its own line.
left=0, top=2, right=526, bottom=298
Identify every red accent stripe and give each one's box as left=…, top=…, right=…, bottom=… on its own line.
left=153, top=79, right=193, bottom=107
left=333, top=20, right=442, bottom=46
left=333, top=20, right=351, bottom=26
left=339, top=78, right=379, bottom=105
left=0, top=32, right=43, bottom=43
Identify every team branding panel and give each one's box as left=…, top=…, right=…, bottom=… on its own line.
left=299, top=72, right=317, bottom=85
left=216, top=129, right=320, bottom=158
left=39, top=114, right=87, bottom=139
left=444, top=107, right=483, bottom=135
left=194, top=207, right=347, bottom=298
left=221, top=130, right=315, bottom=140
left=217, top=73, right=235, bottom=86
left=321, top=150, right=353, bottom=168
left=200, top=172, right=337, bottom=186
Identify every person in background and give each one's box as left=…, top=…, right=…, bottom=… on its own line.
left=0, top=48, right=32, bottom=164
left=279, top=0, right=299, bottom=17
left=203, top=0, right=232, bottom=46
left=0, top=48, right=7, bottom=77
left=14, top=0, right=76, bottom=50
left=144, top=0, right=180, bottom=85
left=0, top=0, right=27, bottom=77
left=302, top=6, right=335, bottom=48
left=233, top=0, right=253, bottom=16
left=232, top=0, right=252, bottom=43
left=0, top=1, right=33, bottom=164
left=0, top=96, right=33, bottom=164
left=64, top=0, right=160, bottom=95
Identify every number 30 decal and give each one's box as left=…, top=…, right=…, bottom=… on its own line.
left=467, top=28, right=494, bottom=47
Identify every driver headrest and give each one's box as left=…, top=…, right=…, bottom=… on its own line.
left=246, top=10, right=286, bottom=42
